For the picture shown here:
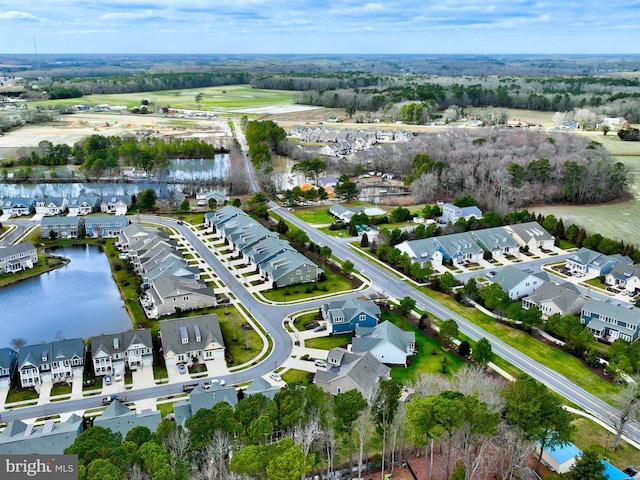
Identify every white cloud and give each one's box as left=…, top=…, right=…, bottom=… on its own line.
left=100, top=10, right=158, bottom=21
left=0, top=10, right=38, bottom=20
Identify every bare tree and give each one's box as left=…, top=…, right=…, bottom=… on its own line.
left=294, top=417, right=322, bottom=479
left=163, top=426, right=191, bottom=467
left=10, top=338, right=27, bottom=351
left=613, top=378, right=640, bottom=450
left=127, top=464, right=148, bottom=480
left=353, top=406, right=376, bottom=480
left=495, top=422, right=536, bottom=480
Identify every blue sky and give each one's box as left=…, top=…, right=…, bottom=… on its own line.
left=0, top=0, right=638, bottom=54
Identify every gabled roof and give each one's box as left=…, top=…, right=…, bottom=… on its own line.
left=51, top=338, right=85, bottom=361
left=189, top=383, right=238, bottom=414
left=205, top=205, right=244, bottom=227
left=101, top=195, right=132, bottom=206
left=471, top=227, right=519, bottom=251
left=315, top=347, right=390, bottom=395
left=2, top=197, right=33, bottom=208
left=245, top=377, right=281, bottom=399
left=505, top=221, right=554, bottom=244
left=523, top=281, right=586, bottom=313
left=151, top=275, right=214, bottom=300
left=94, top=400, right=161, bottom=437
left=68, top=195, right=100, bottom=208
left=35, top=197, right=65, bottom=207
left=91, top=329, right=152, bottom=358
left=582, top=299, right=640, bottom=329
left=260, top=250, right=318, bottom=281
left=434, top=232, right=483, bottom=257
left=542, top=441, right=582, bottom=464
left=41, top=216, right=82, bottom=227
left=243, top=237, right=296, bottom=266
left=397, top=238, right=441, bottom=261
left=159, top=314, right=225, bottom=357
left=491, top=266, right=549, bottom=292
left=18, top=338, right=84, bottom=370
left=144, top=258, right=199, bottom=283
left=85, top=215, right=129, bottom=226
left=352, top=320, right=414, bottom=355
left=0, top=242, right=36, bottom=259
left=0, top=347, right=17, bottom=371
left=0, top=415, right=82, bottom=454
left=608, top=262, right=640, bottom=280
left=323, top=296, right=381, bottom=323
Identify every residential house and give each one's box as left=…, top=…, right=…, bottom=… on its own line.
left=329, top=204, right=364, bottom=223
left=34, top=197, right=68, bottom=216
left=471, top=227, right=520, bottom=258
left=318, top=176, right=338, bottom=188
left=204, top=205, right=244, bottom=232
left=435, top=232, right=484, bottom=265
left=130, top=236, right=179, bottom=273
left=522, top=281, right=587, bottom=317
left=18, top=338, right=85, bottom=387
left=84, top=215, right=129, bottom=238
left=440, top=203, right=482, bottom=224
left=537, top=441, right=582, bottom=474
left=0, top=415, right=83, bottom=454
left=40, top=216, right=83, bottom=239
left=94, top=400, right=161, bottom=437
left=351, top=321, right=416, bottom=366
left=565, top=248, right=632, bottom=277
left=117, top=223, right=167, bottom=252
left=90, top=329, right=153, bottom=376
left=196, top=190, right=227, bottom=207
left=244, top=377, right=281, bottom=400
left=605, top=263, right=640, bottom=293
left=173, top=383, right=238, bottom=426
left=1, top=197, right=34, bottom=217
left=224, top=217, right=277, bottom=254
left=580, top=299, right=640, bottom=342
left=0, top=347, right=17, bottom=388
left=159, top=314, right=225, bottom=367
left=242, top=237, right=296, bottom=268
left=67, top=195, right=100, bottom=216
left=145, top=275, right=216, bottom=318
left=490, top=266, right=548, bottom=300
left=314, top=347, right=391, bottom=396
left=321, top=296, right=381, bottom=334
left=100, top=195, right=132, bottom=215
left=396, top=238, right=444, bottom=268
left=505, top=222, right=555, bottom=251
left=259, top=250, right=320, bottom=288
left=143, top=257, right=200, bottom=284
left=0, top=242, right=38, bottom=273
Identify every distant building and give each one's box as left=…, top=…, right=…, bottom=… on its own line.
left=440, top=203, right=482, bottom=223
left=0, top=415, right=83, bottom=454
left=94, top=400, right=161, bottom=438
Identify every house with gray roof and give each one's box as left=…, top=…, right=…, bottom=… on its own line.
left=84, top=215, right=129, bottom=238
left=159, top=314, right=225, bottom=367
left=434, top=232, right=484, bottom=265
left=196, top=190, right=227, bottom=207
left=138, top=246, right=184, bottom=277
left=143, top=257, right=200, bottom=284
left=225, top=217, right=277, bottom=253
left=471, top=227, right=520, bottom=258
left=315, top=347, right=391, bottom=397
left=18, top=338, right=85, bottom=388
left=40, top=216, right=83, bottom=239
left=0, top=242, right=38, bottom=273
left=244, top=377, right=281, bottom=400
left=522, top=282, right=587, bottom=317
left=490, top=266, right=549, bottom=300
left=91, top=329, right=153, bottom=376
left=173, top=383, right=238, bottom=426
left=0, top=415, right=82, bottom=454
left=396, top=238, right=444, bottom=267
left=565, top=248, right=632, bottom=277
left=67, top=195, right=100, bottom=216
left=100, top=195, right=132, bottom=215
left=204, top=205, right=244, bottom=231
left=94, top=400, right=161, bottom=437
left=352, top=321, right=416, bottom=367
left=505, top=222, right=555, bottom=250
left=580, top=299, right=640, bottom=342
left=321, top=296, right=381, bottom=334
left=242, top=237, right=296, bottom=267
left=34, top=197, right=68, bottom=216
left=329, top=204, right=364, bottom=223
left=259, top=250, right=320, bottom=288
left=604, top=263, right=640, bottom=293
left=118, top=223, right=168, bottom=252
left=1, top=197, right=34, bottom=216
left=0, top=347, right=17, bottom=388
left=145, top=275, right=216, bottom=318
left=441, top=203, right=482, bottom=224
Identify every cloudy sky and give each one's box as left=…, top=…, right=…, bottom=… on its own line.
left=0, top=0, right=638, bottom=54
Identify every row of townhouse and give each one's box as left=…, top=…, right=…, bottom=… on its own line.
left=396, top=221, right=555, bottom=267
left=40, top=215, right=130, bottom=239
left=0, top=242, right=38, bottom=273
left=565, top=247, right=632, bottom=278
left=205, top=206, right=320, bottom=288
left=1, top=195, right=132, bottom=217
left=0, top=314, right=225, bottom=388
left=117, top=223, right=216, bottom=317
left=580, top=299, right=640, bottom=342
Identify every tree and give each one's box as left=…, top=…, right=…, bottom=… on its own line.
left=10, top=337, right=27, bottom=351
left=334, top=389, right=367, bottom=477
left=612, top=378, right=640, bottom=449
left=472, top=337, right=494, bottom=366
left=334, top=175, right=358, bottom=202
left=266, top=438, right=312, bottom=480
left=439, top=318, right=459, bottom=345
left=458, top=340, right=471, bottom=357
left=138, top=188, right=157, bottom=211
left=179, top=199, right=190, bottom=212
left=195, top=92, right=203, bottom=109
left=374, top=379, right=403, bottom=477
left=502, top=375, right=575, bottom=474
left=345, top=104, right=356, bottom=118
left=360, top=232, right=369, bottom=248
left=342, top=259, right=354, bottom=277
left=353, top=406, right=375, bottom=480
left=567, top=450, right=606, bottom=480
left=438, top=272, right=458, bottom=294
left=397, top=296, right=416, bottom=316
left=319, top=245, right=332, bottom=263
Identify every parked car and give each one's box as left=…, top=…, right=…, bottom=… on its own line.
left=202, top=381, right=211, bottom=389
left=104, top=374, right=112, bottom=386
left=269, top=372, right=282, bottom=382
left=182, top=383, right=198, bottom=393
left=314, top=359, right=327, bottom=368
left=114, top=370, right=122, bottom=382
left=102, top=394, right=125, bottom=405
left=313, top=325, right=327, bottom=332
left=623, top=467, right=638, bottom=477
left=211, top=379, right=226, bottom=386
left=178, top=364, right=187, bottom=374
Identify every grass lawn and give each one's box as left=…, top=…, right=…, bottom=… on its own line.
left=292, top=206, right=335, bottom=224
left=156, top=402, right=178, bottom=420
left=6, top=388, right=39, bottom=403
left=50, top=384, right=72, bottom=396
left=293, top=312, right=320, bottom=331
left=153, top=364, right=168, bottom=382
left=282, top=369, right=312, bottom=385
left=305, top=334, right=351, bottom=350
left=382, top=309, right=465, bottom=384
left=419, top=288, right=622, bottom=404
left=572, top=416, right=639, bottom=467
left=218, top=311, right=262, bottom=366
left=0, top=252, right=68, bottom=288
left=261, top=268, right=353, bottom=302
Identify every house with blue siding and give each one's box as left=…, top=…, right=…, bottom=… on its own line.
left=321, top=296, right=381, bottom=334
left=440, top=203, right=482, bottom=223
left=1, top=197, right=34, bottom=216
left=40, top=216, right=83, bottom=239
left=565, top=247, right=632, bottom=277
left=0, top=347, right=17, bottom=388
left=84, top=215, right=129, bottom=238
left=580, top=299, right=640, bottom=342
left=435, top=232, right=484, bottom=264
left=396, top=238, right=444, bottom=267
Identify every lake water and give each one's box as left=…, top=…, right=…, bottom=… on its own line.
left=0, top=245, right=132, bottom=348
left=0, top=155, right=230, bottom=198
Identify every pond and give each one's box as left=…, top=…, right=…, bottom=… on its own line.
left=0, top=245, right=132, bottom=348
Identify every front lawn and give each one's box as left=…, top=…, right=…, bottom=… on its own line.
left=218, top=310, right=263, bottom=366
left=261, top=268, right=354, bottom=302
left=292, top=206, right=335, bottom=224
left=6, top=388, right=39, bottom=403
left=305, top=334, right=351, bottom=350
left=572, top=417, right=639, bottom=467
left=50, top=384, right=72, bottom=396
left=282, top=369, right=312, bottom=385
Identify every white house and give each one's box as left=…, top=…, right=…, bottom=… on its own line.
left=505, top=222, right=555, bottom=251
left=34, top=197, right=68, bottom=216
left=490, top=266, right=549, bottom=300
left=440, top=203, right=482, bottom=223
left=351, top=321, right=416, bottom=366
left=159, top=314, right=225, bottom=367
left=0, top=242, right=38, bottom=273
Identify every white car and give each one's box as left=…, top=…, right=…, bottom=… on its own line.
left=114, top=370, right=122, bottom=382
left=269, top=372, right=282, bottom=382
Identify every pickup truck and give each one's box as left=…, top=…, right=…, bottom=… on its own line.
left=102, top=394, right=125, bottom=405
